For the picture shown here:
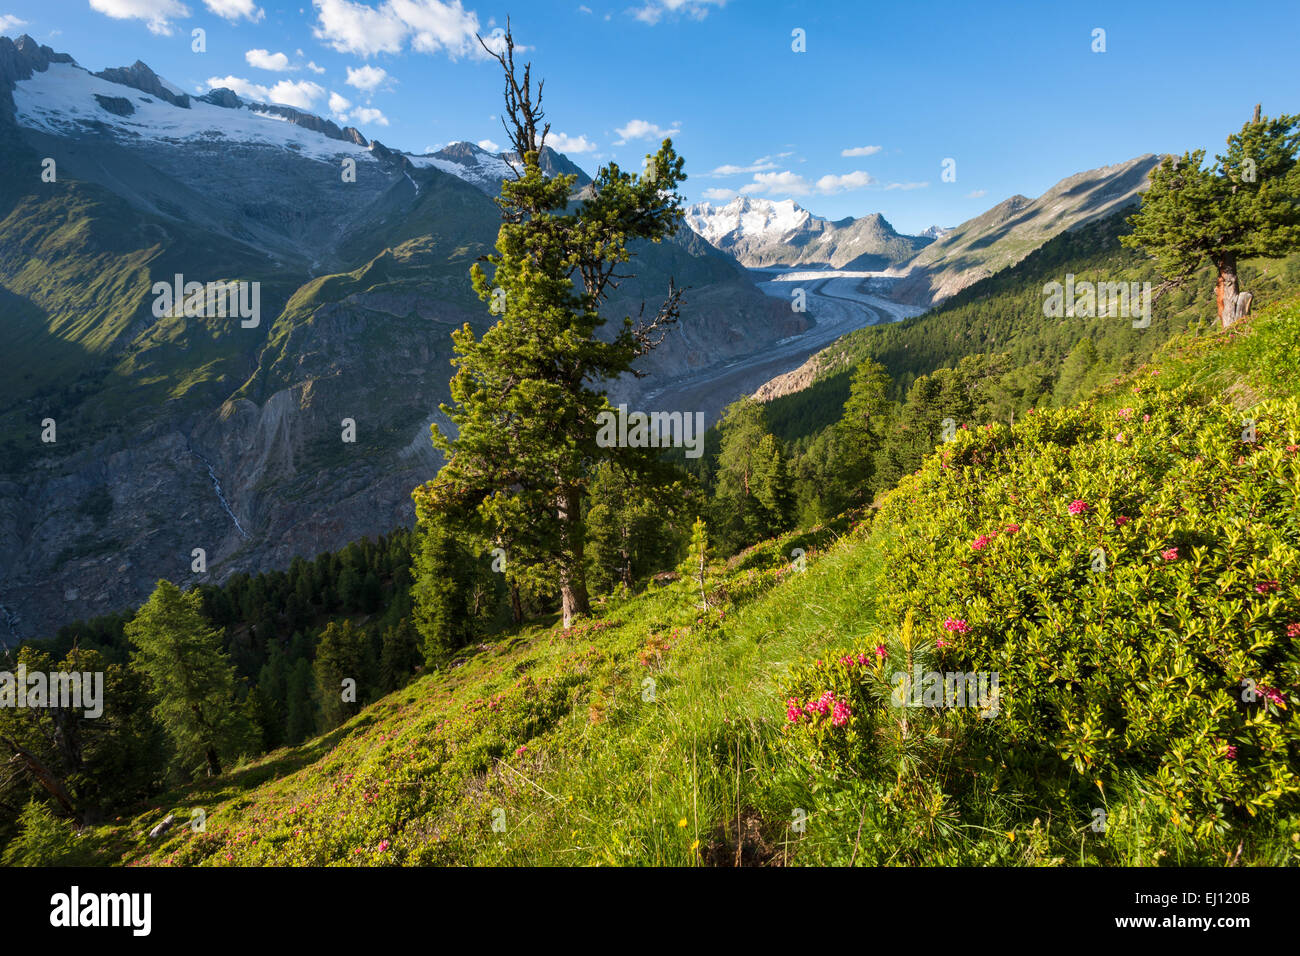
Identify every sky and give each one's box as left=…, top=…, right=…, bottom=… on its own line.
left=2, top=0, right=1297, bottom=234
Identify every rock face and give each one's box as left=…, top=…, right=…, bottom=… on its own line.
left=93, top=60, right=191, bottom=109
left=888, top=155, right=1161, bottom=306
left=0, top=39, right=803, bottom=642
left=685, top=197, right=932, bottom=269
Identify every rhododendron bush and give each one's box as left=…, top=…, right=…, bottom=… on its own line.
left=794, top=385, right=1299, bottom=841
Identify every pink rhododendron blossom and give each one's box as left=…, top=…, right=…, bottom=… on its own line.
left=1068, top=500, right=1089, bottom=515
left=971, top=535, right=991, bottom=551
left=943, top=618, right=971, bottom=633
left=1161, top=548, right=1179, bottom=562
left=831, top=700, right=852, bottom=727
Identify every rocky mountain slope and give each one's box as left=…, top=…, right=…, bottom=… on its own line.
left=0, top=34, right=794, bottom=641
left=888, top=155, right=1160, bottom=305
left=685, top=196, right=932, bottom=269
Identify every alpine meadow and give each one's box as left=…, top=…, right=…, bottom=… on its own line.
left=1, top=0, right=1299, bottom=934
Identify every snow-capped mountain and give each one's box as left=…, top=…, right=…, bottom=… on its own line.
left=919, top=225, right=953, bottom=240
left=4, top=36, right=584, bottom=201
left=684, top=196, right=933, bottom=270
left=0, top=33, right=795, bottom=639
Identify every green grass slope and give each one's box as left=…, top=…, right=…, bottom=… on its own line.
left=74, top=299, right=1300, bottom=867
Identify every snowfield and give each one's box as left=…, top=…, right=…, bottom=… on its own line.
left=13, top=63, right=378, bottom=164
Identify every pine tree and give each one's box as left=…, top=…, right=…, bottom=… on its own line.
left=836, top=359, right=891, bottom=502
left=410, top=507, right=480, bottom=665
left=421, top=23, right=688, bottom=628
left=379, top=618, right=421, bottom=693
left=678, top=517, right=710, bottom=610
left=284, top=657, right=316, bottom=745
left=1122, top=107, right=1300, bottom=326
left=125, top=580, right=249, bottom=777
left=313, top=620, right=370, bottom=729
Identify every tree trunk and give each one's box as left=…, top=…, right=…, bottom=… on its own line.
left=205, top=746, right=222, bottom=777
left=557, top=486, right=590, bottom=628
left=2, top=736, right=76, bottom=816
left=509, top=584, right=523, bottom=624
left=1215, top=256, right=1252, bottom=328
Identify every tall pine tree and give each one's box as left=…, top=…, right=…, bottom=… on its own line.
left=417, top=23, right=688, bottom=627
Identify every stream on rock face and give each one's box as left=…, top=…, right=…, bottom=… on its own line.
left=189, top=447, right=250, bottom=539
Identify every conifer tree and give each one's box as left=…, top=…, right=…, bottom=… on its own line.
left=678, top=517, right=710, bottom=610
left=417, top=23, right=688, bottom=627
left=125, top=580, right=249, bottom=777
left=313, top=620, right=370, bottom=729
left=1122, top=107, right=1300, bottom=326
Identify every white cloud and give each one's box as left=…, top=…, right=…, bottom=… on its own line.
left=477, top=138, right=500, bottom=152
left=701, top=187, right=737, bottom=201
left=577, top=3, right=591, bottom=11
left=346, top=64, right=388, bottom=91
left=0, top=13, right=28, bottom=29
left=841, top=145, right=882, bottom=158
left=353, top=105, right=388, bottom=125
left=206, top=75, right=325, bottom=109
left=328, top=91, right=352, bottom=116
left=305, top=60, right=326, bottom=73
left=965, top=189, right=987, bottom=199
left=815, top=170, right=876, bottom=193
left=88, top=0, right=191, bottom=35
left=633, top=0, right=725, bottom=25
left=885, top=181, right=929, bottom=191
left=710, top=159, right=777, bottom=177
left=613, top=118, right=680, bottom=145
left=206, top=75, right=270, bottom=100
left=246, top=49, right=292, bottom=71
left=312, top=0, right=483, bottom=59
left=327, top=90, right=387, bottom=126
left=204, top=0, right=263, bottom=21
left=549, top=132, right=596, bottom=154
left=268, top=79, right=325, bottom=108
left=740, top=171, right=811, bottom=196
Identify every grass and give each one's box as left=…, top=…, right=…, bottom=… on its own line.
left=63, top=298, right=1300, bottom=868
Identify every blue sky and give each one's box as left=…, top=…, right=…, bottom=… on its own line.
left=2, top=0, right=1297, bottom=233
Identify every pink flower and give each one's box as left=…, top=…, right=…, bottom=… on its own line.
left=936, top=637, right=949, bottom=648
left=1259, top=685, right=1285, bottom=707
left=856, top=652, right=869, bottom=666
left=377, top=840, right=390, bottom=852
left=971, top=534, right=991, bottom=551
left=874, top=645, right=888, bottom=659
left=786, top=699, right=803, bottom=723
left=839, top=655, right=854, bottom=667
left=1118, top=408, right=1134, bottom=419
left=515, top=745, right=528, bottom=756
left=1004, top=523, right=1020, bottom=534
left=1161, top=548, right=1179, bottom=562
left=1254, top=580, right=1280, bottom=594
left=1223, top=745, right=1238, bottom=760
left=1068, top=499, right=1089, bottom=515
left=1114, top=432, right=1126, bottom=443
left=831, top=700, right=852, bottom=727
left=943, top=617, right=971, bottom=634
left=1287, top=623, right=1300, bottom=638
left=1115, top=516, right=1131, bottom=527
left=1143, top=414, right=1151, bottom=422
